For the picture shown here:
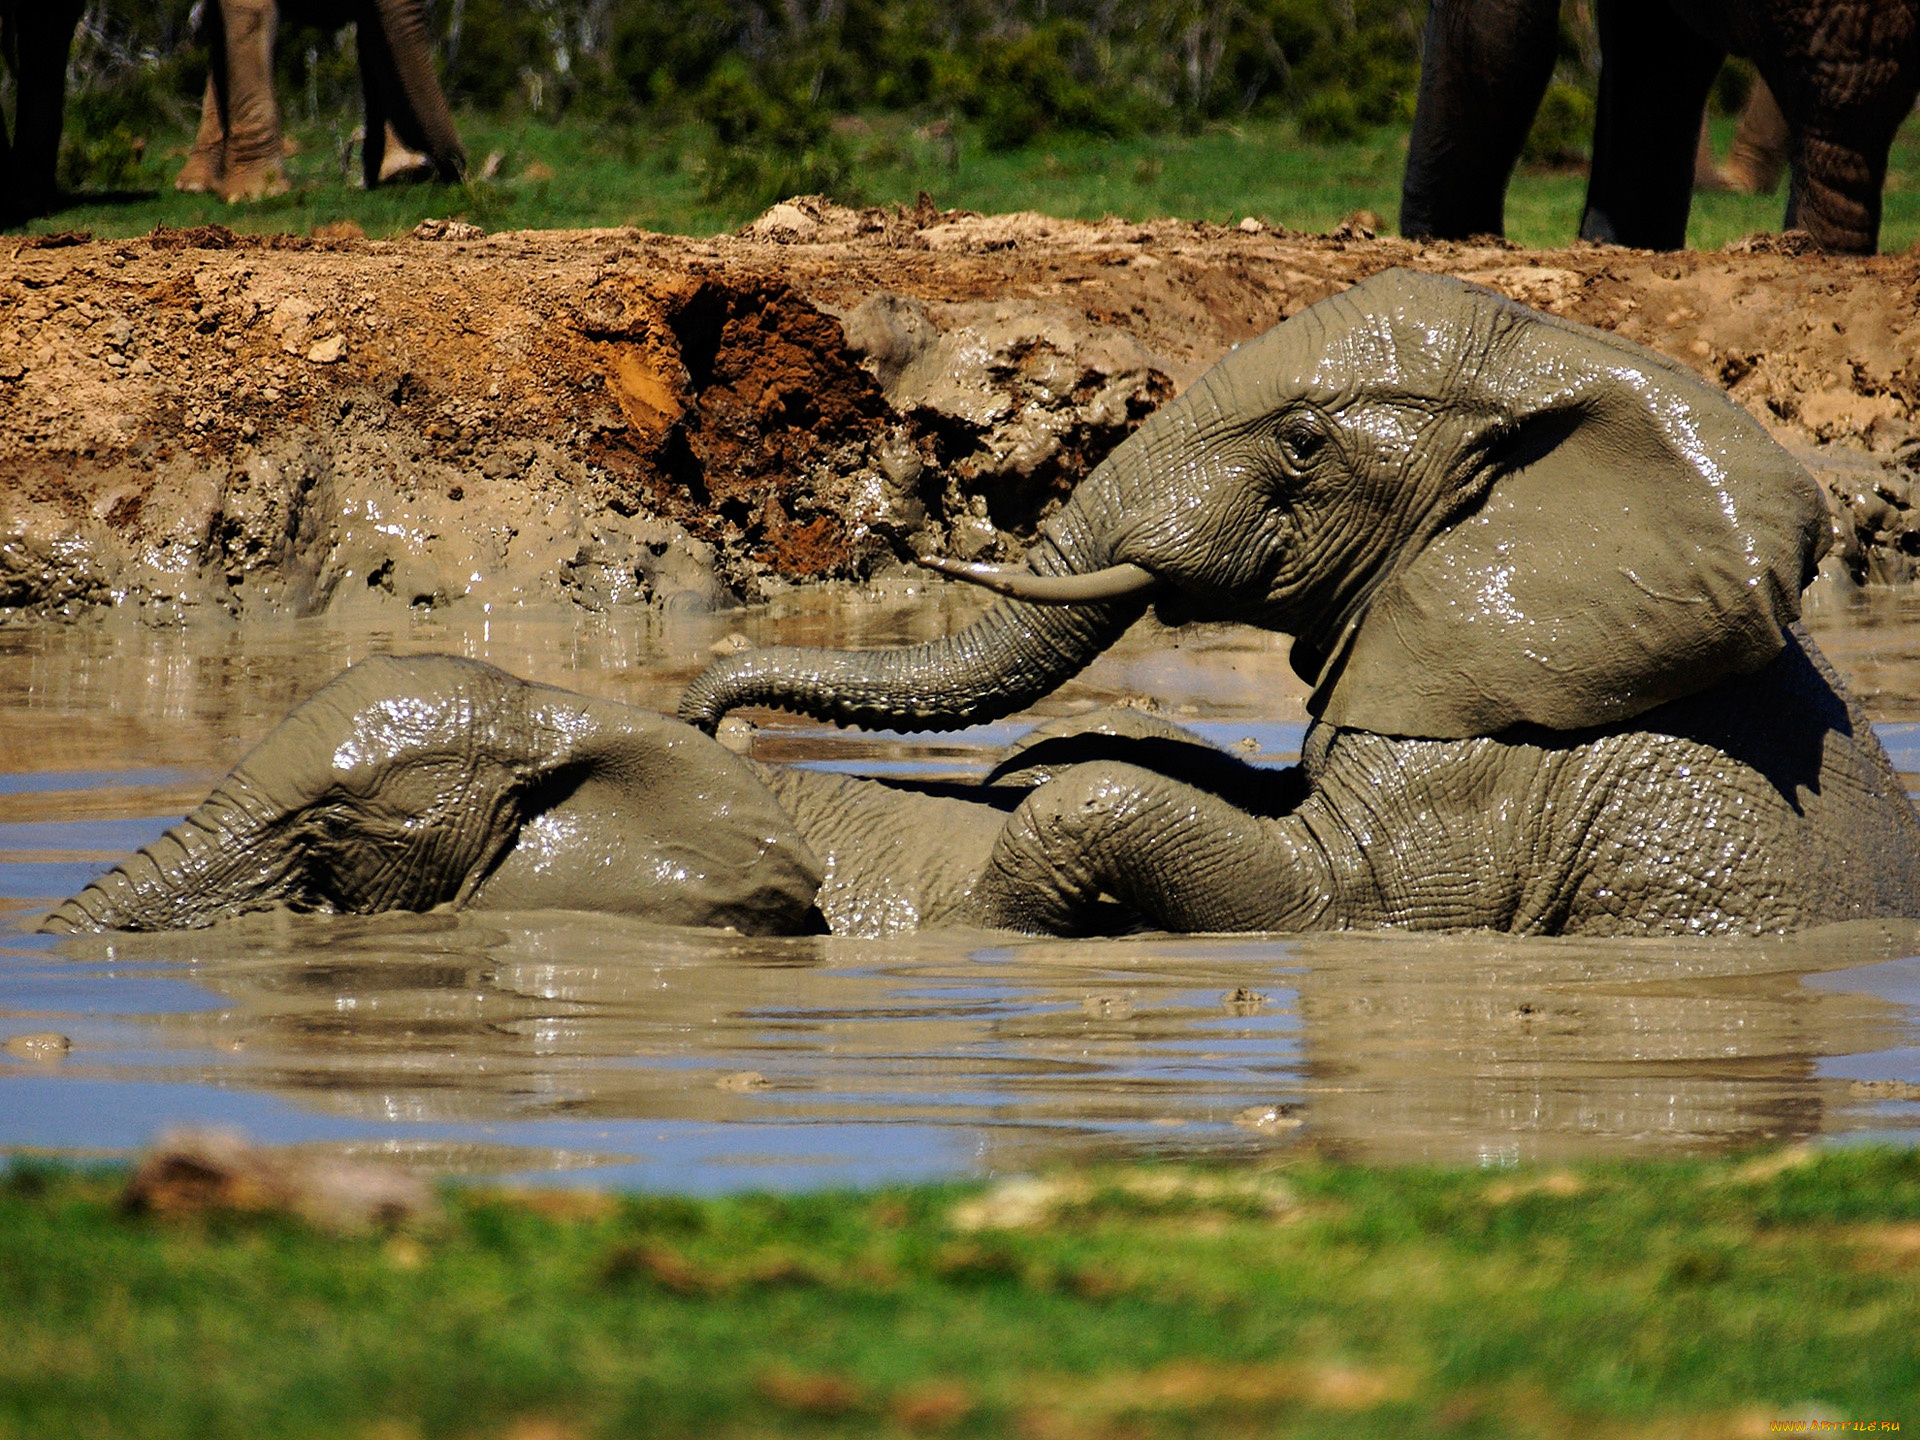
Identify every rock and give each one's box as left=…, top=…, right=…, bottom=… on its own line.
left=1329, top=211, right=1379, bottom=241
left=305, top=334, right=347, bottom=364
left=1232, top=1104, right=1304, bottom=1132
left=4, top=1032, right=71, bottom=1063
left=840, top=293, right=940, bottom=390
left=410, top=218, right=485, bottom=242
left=745, top=200, right=826, bottom=243
left=124, top=1129, right=437, bottom=1231
left=715, top=716, right=756, bottom=754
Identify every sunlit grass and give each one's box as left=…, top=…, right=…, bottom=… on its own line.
left=20, top=108, right=1920, bottom=251
left=2, top=1147, right=1918, bottom=1437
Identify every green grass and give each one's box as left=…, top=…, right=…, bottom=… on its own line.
left=23, top=109, right=1920, bottom=250
left=2, top=1147, right=1918, bottom=1437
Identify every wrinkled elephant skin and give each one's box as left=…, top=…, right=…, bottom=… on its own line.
left=46, top=272, right=1920, bottom=939
left=42, top=655, right=822, bottom=936
left=1400, top=0, right=1920, bottom=253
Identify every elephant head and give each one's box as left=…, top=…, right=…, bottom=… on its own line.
left=45, top=654, right=820, bottom=935
left=682, top=270, right=1828, bottom=741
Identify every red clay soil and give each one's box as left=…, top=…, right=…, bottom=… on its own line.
left=4, top=201, right=1919, bottom=621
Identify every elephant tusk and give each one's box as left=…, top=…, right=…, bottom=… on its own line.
left=914, top=556, right=1159, bottom=604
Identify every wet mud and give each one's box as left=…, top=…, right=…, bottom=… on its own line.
left=7, top=209, right=1920, bottom=1183
left=2, top=594, right=1919, bottom=1184
left=10, top=205, right=1920, bottom=623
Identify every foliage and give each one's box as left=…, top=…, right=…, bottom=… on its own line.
left=2, top=1147, right=1919, bottom=1437
left=954, top=20, right=1143, bottom=152
left=1521, top=80, right=1595, bottom=170
left=35, top=0, right=1447, bottom=194
left=690, top=56, right=853, bottom=203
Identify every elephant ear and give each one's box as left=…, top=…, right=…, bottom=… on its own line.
left=1307, top=306, right=1829, bottom=739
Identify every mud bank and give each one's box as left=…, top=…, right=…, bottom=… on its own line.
left=8, top=204, right=1920, bottom=621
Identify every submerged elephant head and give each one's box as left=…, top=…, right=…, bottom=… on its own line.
left=682, top=270, right=1828, bottom=740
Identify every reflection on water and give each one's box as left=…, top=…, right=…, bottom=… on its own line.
left=1, top=584, right=1919, bottom=1187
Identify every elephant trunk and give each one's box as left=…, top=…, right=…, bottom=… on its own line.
left=39, top=656, right=530, bottom=934
left=40, top=776, right=304, bottom=933
left=366, top=0, right=466, bottom=181
left=679, top=472, right=1153, bottom=733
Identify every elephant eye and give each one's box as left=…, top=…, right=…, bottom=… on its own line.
left=1275, top=414, right=1327, bottom=468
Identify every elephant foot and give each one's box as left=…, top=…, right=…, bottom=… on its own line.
left=175, top=148, right=225, bottom=195
left=376, top=126, right=434, bottom=186
left=221, top=160, right=290, bottom=204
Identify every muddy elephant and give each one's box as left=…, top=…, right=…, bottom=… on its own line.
left=44, top=271, right=1920, bottom=940
left=0, top=0, right=85, bottom=222
left=1401, top=0, right=1920, bottom=253
left=177, top=0, right=465, bottom=203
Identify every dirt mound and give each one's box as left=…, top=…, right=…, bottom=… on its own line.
left=5, top=205, right=1920, bottom=621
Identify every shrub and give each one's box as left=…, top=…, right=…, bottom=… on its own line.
left=932, top=20, right=1137, bottom=151
left=1522, top=80, right=1594, bottom=168
left=1296, top=87, right=1364, bottom=143
left=606, top=0, right=747, bottom=111
left=692, top=56, right=854, bottom=203
left=56, top=55, right=198, bottom=193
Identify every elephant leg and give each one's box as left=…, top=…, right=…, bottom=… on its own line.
left=7, top=0, right=82, bottom=217
left=0, top=59, right=10, bottom=221
left=1788, top=128, right=1892, bottom=253
left=41, top=656, right=821, bottom=936
left=967, top=761, right=1336, bottom=936
left=1756, top=17, right=1920, bottom=253
left=357, top=33, right=390, bottom=192
left=175, top=74, right=228, bottom=194
left=216, top=0, right=289, bottom=203
left=359, top=0, right=466, bottom=183
left=1781, top=79, right=1916, bottom=254
left=1400, top=0, right=1560, bottom=241
left=1692, top=113, right=1728, bottom=192
left=1580, top=0, right=1723, bottom=248
left=1723, top=80, right=1788, bottom=195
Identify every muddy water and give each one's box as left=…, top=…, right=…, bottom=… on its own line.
left=4, top=580, right=1920, bottom=1188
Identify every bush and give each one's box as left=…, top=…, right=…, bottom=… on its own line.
left=1296, top=88, right=1365, bottom=143
left=692, top=56, right=853, bottom=203
left=440, top=0, right=552, bottom=111
left=56, top=56, right=198, bottom=193
left=953, top=20, right=1142, bottom=152
left=42, top=0, right=1612, bottom=175
left=1522, top=80, right=1594, bottom=168
left=606, top=0, right=747, bottom=111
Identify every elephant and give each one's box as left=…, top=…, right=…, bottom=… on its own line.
left=1400, top=0, right=1920, bottom=253
left=0, top=0, right=85, bottom=222
left=43, top=271, right=1920, bottom=940
left=176, top=0, right=466, bottom=203
left=1695, top=79, right=1789, bottom=195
